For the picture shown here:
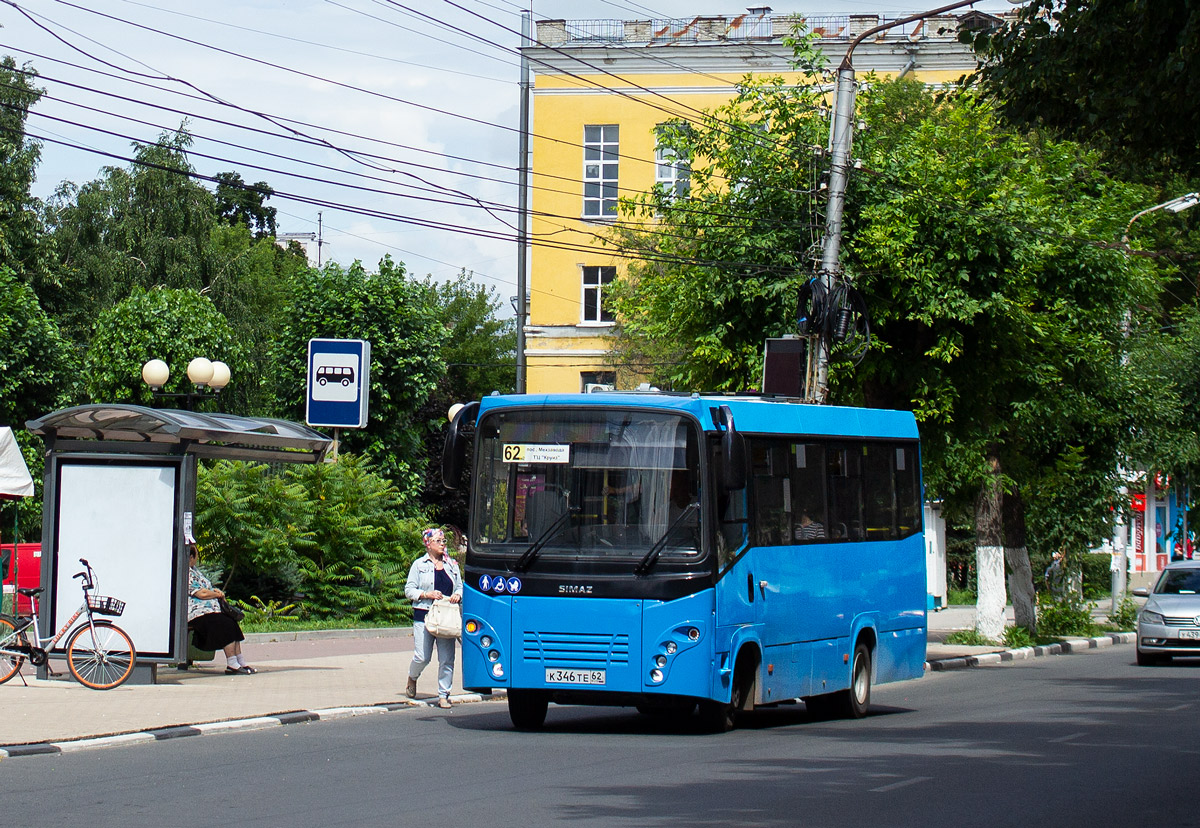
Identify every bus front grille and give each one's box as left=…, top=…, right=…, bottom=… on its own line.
left=522, top=631, right=630, bottom=666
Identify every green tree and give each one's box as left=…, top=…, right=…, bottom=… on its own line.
left=214, top=171, right=277, bottom=238
left=82, top=287, right=246, bottom=405
left=0, top=57, right=56, bottom=294
left=0, top=266, right=76, bottom=542
left=287, top=454, right=425, bottom=621
left=43, top=128, right=221, bottom=344
left=204, top=224, right=310, bottom=416
left=610, top=71, right=1155, bottom=636
left=609, top=74, right=829, bottom=391
left=272, top=255, right=447, bottom=496
left=417, top=270, right=516, bottom=527
left=968, top=0, right=1200, bottom=179
left=0, top=265, right=78, bottom=425
left=194, top=459, right=309, bottom=597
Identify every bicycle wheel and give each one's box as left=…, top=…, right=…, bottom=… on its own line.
left=0, top=616, right=27, bottom=685
left=66, top=620, right=136, bottom=690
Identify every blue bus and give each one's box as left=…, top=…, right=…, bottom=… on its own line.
left=443, top=393, right=926, bottom=731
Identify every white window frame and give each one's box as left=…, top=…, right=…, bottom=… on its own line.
left=581, top=265, right=616, bottom=324
left=655, top=144, right=690, bottom=201
left=583, top=125, right=619, bottom=219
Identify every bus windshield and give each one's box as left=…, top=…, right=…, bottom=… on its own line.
left=471, top=408, right=702, bottom=564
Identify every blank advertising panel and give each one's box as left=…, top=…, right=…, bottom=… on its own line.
left=51, top=462, right=178, bottom=657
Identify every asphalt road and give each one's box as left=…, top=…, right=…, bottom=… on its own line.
left=3, top=646, right=1197, bottom=828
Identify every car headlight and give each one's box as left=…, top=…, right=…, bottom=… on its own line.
left=1140, top=609, right=1165, bottom=625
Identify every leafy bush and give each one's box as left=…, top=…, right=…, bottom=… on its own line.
left=944, top=628, right=998, bottom=646
left=1037, top=592, right=1099, bottom=639
left=286, top=454, right=425, bottom=622
left=1107, top=595, right=1139, bottom=631
left=195, top=453, right=427, bottom=623
left=1002, top=625, right=1034, bottom=648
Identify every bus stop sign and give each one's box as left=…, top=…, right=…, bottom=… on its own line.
left=306, top=338, right=370, bottom=428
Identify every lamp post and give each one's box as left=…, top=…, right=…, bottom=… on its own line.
left=141, top=357, right=231, bottom=411
left=1115, top=192, right=1200, bottom=598
left=808, top=1, right=1027, bottom=403
left=1121, top=192, right=1200, bottom=248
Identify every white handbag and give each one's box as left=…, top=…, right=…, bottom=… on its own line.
left=424, top=598, right=462, bottom=639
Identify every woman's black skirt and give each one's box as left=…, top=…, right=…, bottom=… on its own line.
left=190, top=611, right=245, bottom=651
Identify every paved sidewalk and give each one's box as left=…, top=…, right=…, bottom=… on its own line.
left=0, top=606, right=1135, bottom=757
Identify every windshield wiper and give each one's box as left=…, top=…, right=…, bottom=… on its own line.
left=513, top=508, right=575, bottom=572
left=635, top=502, right=699, bottom=575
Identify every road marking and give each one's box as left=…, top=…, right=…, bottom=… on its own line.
left=1048, top=732, right=1087, bottom=743
left=1166, top=703, right=1192, bottom=712
left=871, top=776, right=932, bottom=793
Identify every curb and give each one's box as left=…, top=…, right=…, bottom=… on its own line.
left=0, top=690, right=506, bottom=759
left=1, top=632, right=1138, bottom=758
left=925, top=632, right=1135, bottom=672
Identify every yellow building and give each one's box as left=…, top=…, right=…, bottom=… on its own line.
left=522, top=8, right=1004, bottom=393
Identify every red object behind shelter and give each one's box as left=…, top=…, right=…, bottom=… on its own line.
left=1, top=543, right=41, bottom=614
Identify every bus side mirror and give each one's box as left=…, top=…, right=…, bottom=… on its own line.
left=441, top=401, right=479, bottom=490
left=719, top=404, right=746, bottom=491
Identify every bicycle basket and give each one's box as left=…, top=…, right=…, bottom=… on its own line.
left=87, top=595, right=126, bottom=616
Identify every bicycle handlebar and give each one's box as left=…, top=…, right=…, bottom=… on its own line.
left=73, top=558, right=95, bottom=588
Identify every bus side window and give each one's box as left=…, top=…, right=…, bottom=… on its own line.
left=862, top=443, right=897, bottom=540
left=750, top=439, right=790, bottom=547
left=827, top=444, right=864, bottom=541
left=895, top=443, right=921, bottom=537
left=791, top=442, right=827, bottom=542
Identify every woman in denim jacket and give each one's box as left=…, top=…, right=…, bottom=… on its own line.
left=404, top=527, right=463, bottom=708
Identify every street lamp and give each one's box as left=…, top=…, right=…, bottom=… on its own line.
left=141, top=357, right=232, bottom=410
left=1113, top=192, right=1200, bottom=601
left=807, top=0, right=1029, bottom=403
left=1121, top=192, right=1200, bottom=247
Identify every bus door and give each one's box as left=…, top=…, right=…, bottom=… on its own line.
left=748, top=440, right=816, bottom=702
left=713, top=465, right=754, bottom=678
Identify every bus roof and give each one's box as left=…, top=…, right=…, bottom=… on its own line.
left=476, top=393, right=919, bottom=440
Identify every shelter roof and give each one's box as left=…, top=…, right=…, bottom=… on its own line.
left=26, top=405, right=331, bottom=464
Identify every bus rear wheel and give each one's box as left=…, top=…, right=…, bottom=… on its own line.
left=508, top=689, right=549, bottom=730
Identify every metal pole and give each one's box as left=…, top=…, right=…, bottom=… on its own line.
left=515, top=9, right=532, bottom=394
left=812, top=0, right=988, bottom=403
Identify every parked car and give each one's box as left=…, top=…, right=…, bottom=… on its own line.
left=1134, top=560, right=1200, bottom=665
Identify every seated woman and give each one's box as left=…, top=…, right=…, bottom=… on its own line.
left=188, top=543, right=255, bottom=675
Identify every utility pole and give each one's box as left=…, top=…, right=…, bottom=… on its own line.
left=317, top=211, right=325, bottom=267
left=515, top=9, right=532, bottom=393
left=810, top=0, right=1000, bottom=403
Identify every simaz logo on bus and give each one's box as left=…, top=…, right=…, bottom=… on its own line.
left=558, top=585, right=594, bottom=595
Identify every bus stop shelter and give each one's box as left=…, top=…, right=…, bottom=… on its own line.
left=25, top=405, right=332, bottom=682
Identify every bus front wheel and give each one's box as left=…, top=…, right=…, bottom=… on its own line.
left=508, top=689, right=549, bottom=730
left=699, top=655, right=755, bottom=733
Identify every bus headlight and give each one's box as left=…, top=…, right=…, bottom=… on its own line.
left=650, top=669, right=664, bottom=683
left=492, top=663, right=504, bottom=678
left=488, top=650, right=500, bottom=662
left=654, top=654, right=668, bottom=668
left=665, top=641, right=677, bottom=654
left=465, top=619, right=480, bottom=635
left=687, top=627, right=700, bottom=641
left=480, top=635, right=493, bottom=648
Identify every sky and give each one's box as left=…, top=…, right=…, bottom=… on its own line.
left=0, top=0, right=1019, bottom=306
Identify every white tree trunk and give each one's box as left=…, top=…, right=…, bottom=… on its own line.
left=976, top=544, right=1007, bottom=639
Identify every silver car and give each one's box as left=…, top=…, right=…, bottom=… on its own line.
left=1134, top=560, right=1200, bottom=665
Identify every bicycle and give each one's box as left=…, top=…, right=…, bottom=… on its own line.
left=0, top=557, right=137, bottom=690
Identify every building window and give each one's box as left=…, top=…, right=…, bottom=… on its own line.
left=581, top=370, right=616, bottom=393
left=583, top=125, right=619, bottom=218
left=655, top=124, right=691, bottom=201
left=582, top=265, right=616, bottom=323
